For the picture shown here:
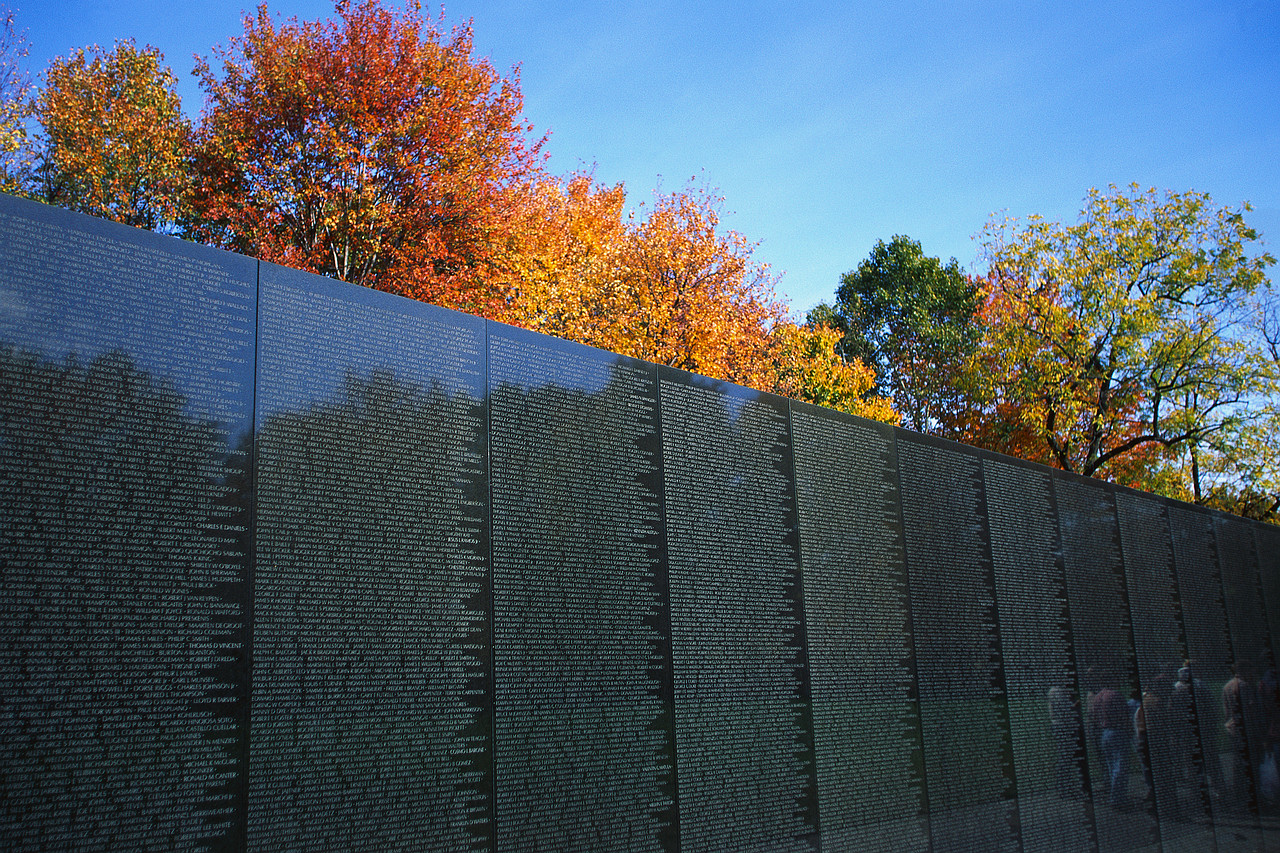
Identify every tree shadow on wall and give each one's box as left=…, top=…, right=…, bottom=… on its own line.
left=249, top=366, right=492, bottom=849
left=0, top=344, right=248, bottom=851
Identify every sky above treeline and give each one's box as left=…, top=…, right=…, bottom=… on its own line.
left=13, top=0, right=1280, bottom=314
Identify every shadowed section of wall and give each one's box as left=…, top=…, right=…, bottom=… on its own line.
left=2, top=193, right=1276, bottom=852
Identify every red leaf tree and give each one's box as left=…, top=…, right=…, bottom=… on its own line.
left=188, top=0, right=544, bottom=316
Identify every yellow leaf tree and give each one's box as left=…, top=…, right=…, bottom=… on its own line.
left=971, top=184, right=1275, bottom=491
left=501, top=176, right=897, bottom=419
left=32, top=40, right=191, bottom=230
left=771, top=320, right=898, bottom=423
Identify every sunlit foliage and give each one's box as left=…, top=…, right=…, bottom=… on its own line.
left=32, top=41, right=190, bottom=230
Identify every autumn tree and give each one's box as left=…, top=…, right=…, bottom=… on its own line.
left=498, top=177, right=897, bottom=414
left=823, top=235, right=983, bottom=433
left=1167, top=293, right=1280, bottom=522
left=189, top=0, right=543, bottom=316
left=498, top=172, right=628, bottom=336
left=770, top=319, right=897, bottom=422
left=971, top=184, right=1276, bottom=488
left=1264, top=290, right=1280, bottom=366
left=0, top=7, right=29, bottom=192
left=496, top=179, right=786, bottom=390
left=601, top=184, right=787, bottom=389
left=31, top=40, right=190, bottom=230
left=1173, top=411, right=1280, bottom=522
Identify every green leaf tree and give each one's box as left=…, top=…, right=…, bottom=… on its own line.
left=823, top=235, right=982, bottom=433
left=973, top=184, right=1276, bottom=495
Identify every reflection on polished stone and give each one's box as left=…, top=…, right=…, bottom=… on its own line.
left=1, top=193, right=1277, bottom=852
left=489, top=325, right=675, bottom=851
left=792, top=405, right=927, bottom=853
left=250, top=264, right=490, bottom=850
left=898, top=436, right=1018, bottom=853
left=660, top=371, right=818, bottom=852
left=0, top=195, right=255, bottom=850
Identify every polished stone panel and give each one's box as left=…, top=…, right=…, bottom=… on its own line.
left=897, top=435, right=1019, bottom=853
left=1214, top=515, right=1277, bottom=842
left=659, top=371, right=819, bottom=852
left=488, top=325, right=676, bottom=852
left=1257, top=524, right=1280, bottom=662
left=790, top=403, right=928, bottom=852
left=1115, top=492, right=1214, bottom=852
left=1256, top=517, right=1280, bottom=847
left=1054, top=478, right=1160, bottom=852
left=1168, top=504, right=1263, bottom=853
left=250, top=263, right=490, bottom=850
left=983, top=456, right=1095, bottom=853
left=0, top=195, right=254, bottom=851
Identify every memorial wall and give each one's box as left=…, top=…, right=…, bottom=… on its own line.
left=1, top=193, right=1277, bottom=852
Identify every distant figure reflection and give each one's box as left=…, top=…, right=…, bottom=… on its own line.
left=1169, top=662, right=1211, bottom=794
left=1048, top=680, right=1082, bottom=799
left=1259, top=662, right=1280, bottom=805
left=1135, top=667, right=1174, bottom=809
left=1088, top=667, right=1134, bottom=809
left=1222, top=661, right=1259, bottom=810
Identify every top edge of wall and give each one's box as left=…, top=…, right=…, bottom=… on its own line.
left=3, top=190, right=1271, bottom=532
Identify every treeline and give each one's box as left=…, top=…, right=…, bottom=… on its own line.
left=814, top=203, right=1278, bottom=522
left=0, top=1, right=887, bottom=423
left=0, top=1, right=1275, bottom=520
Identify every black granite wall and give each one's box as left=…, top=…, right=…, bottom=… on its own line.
left=2, top=194, right=1276, bottom=851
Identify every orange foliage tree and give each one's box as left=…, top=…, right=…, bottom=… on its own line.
left=501, top=176, right=896, bottom=418
left=499, top=179, right=779, bottom=387
left=188, top=0, right=544, bottom=316
left=32, top=40, right=190, bottom=230
left=771, top=320, right=898, bottom=422
left=606, top=185, right=785, bottom=389
left=498, top=172, right=628, bottom=337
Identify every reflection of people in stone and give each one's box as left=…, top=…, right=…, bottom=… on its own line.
left=1223, top=662, right=1258, bottom=808
left=1259, top=663, right=1280, bottom=803
left=1049, top=681, right=1081, bottom=798
left=1089, top=674, right=1133, bottom=808
left=1135, top=669, right=1173, bottom=805
left=1169, top=662, right=1209, bottom=788
left=1260, top=664, right=1280, bottom=752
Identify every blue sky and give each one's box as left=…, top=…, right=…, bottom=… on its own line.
left=13, top=0, right=1280, bottom=314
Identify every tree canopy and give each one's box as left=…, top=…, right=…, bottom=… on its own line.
left=821, top=235, right=982, bottom=433
left=964, top=184, right=1277, bottom=514
left=771, top=319, right=897, bottom=422
left=32, top=40, right=190, bottom=230
left=0, top=8, right=29, bottom=192
left=188, top=0, right=544, bottom=316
